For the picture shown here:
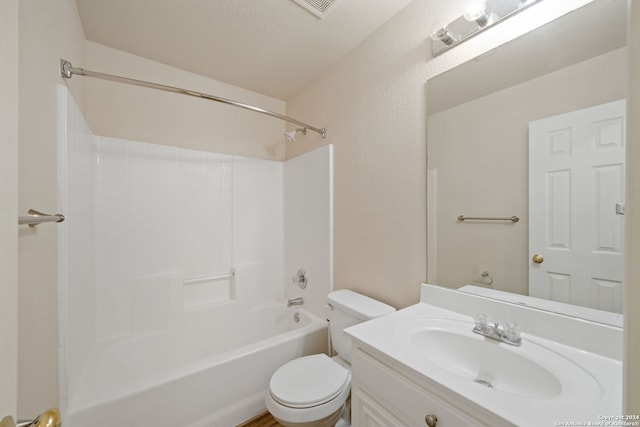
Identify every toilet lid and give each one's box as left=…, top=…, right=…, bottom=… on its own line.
left=269, top=354, right=350, bottom=408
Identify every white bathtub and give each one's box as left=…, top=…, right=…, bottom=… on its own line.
left=66, top=305, right=327, bottom=427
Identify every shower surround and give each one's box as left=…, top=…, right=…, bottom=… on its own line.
left=57, top=86, right=333, bottom=426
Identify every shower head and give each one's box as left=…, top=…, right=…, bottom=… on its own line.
left=284, top=131, right=297, bottom=143
left=284, top=128, right=307, bottom=143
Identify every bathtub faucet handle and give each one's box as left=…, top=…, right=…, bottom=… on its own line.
left=292, top=268, right=308, bottom=289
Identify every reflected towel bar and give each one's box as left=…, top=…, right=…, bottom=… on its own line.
left=458, top=215, right=519, bottom=223
left=19, top=209, right=65, bottom=227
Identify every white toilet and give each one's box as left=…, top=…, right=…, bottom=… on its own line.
left=265, top=289, right=395, bottom=427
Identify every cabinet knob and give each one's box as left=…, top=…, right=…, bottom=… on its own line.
left=425, top=414, right=438, bottom=427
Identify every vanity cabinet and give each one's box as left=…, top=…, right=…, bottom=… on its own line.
left=351, top=346, right=509, bottom=427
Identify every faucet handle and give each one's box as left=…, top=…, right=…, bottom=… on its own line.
left=472, top=313, right=489, bottom=332
left=292, top=268, right=308, bottom=289
left=503, top=322, right=521, bottom=342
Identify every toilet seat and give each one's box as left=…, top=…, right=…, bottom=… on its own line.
left=269, top=354, right=350, bottom=408
left=266, top=353, right=352, bottom=424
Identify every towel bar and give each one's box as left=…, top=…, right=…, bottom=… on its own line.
left=457, top=215, right=519, bottom=223
left=18, top=209, right=65, bottom=227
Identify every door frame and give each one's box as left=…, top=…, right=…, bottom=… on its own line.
left=0, top=0, right=20, bottom=418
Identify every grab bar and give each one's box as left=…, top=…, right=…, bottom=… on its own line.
left=183, top=269, right=235, bottom=285
left=458, top=215, right=519, bottom=223
left=19, top=209, right=65, bottom=227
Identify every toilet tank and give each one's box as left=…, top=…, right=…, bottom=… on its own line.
left=327, top=289, right=395, bottom=363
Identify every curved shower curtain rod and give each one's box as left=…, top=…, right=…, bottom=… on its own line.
left=60, top=59, right=327, bottom=139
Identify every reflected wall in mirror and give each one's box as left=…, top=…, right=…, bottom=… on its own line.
left=427, top=0, right=627, bottom=319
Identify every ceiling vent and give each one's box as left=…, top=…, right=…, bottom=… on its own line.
left=291, top=0, right=342, bottom=18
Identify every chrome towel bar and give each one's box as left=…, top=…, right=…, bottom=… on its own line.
left=19, top=209, right=65, bottom=227
left=458, top=215, right=519, bottom=223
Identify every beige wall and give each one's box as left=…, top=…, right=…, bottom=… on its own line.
left=286, top=0, right=639, bottom=407
left=428, top=48, right=627, bottom=294
left=1, top=0, right=19, bottom=418
left=18, top=0, right=86, bottom=418
left=284, top=0, right=601, bottom=310
left=625, top=0, right=640, bottom=413
left=85, top=42, right=287, bottom=160
left=285, top=0, right=431, bottom=309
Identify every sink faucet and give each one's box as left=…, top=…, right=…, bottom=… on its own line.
left=287, top=297, right=304, bottom=307
left=472, top=314, right=522, bottom=346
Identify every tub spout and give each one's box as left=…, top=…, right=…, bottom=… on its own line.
left=287, top=297, right=304, bottom=307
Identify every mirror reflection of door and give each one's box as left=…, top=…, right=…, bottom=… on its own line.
left=529, top=100, right=626, bottom=313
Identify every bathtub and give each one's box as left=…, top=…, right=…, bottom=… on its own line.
left=66, top=304, right=327, bottom=427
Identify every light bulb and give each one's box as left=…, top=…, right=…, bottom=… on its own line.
left=464, top=0, right=490, bottom=27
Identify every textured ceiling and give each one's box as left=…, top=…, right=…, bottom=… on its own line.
left=75, top=0, right=416, bottom=100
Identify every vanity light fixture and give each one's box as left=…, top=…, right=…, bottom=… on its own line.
left=431, top=0, right=542, bottom=56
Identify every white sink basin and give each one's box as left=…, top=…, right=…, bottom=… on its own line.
left=399, top=318, right=602, bottom=400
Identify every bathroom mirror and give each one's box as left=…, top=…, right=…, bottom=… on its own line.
left=427, top=0, right=627, bottom=323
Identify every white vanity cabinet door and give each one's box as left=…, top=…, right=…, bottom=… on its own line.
left=351, top=348, right=487, bottom=427
left=352, top=387, right=412, bottom=427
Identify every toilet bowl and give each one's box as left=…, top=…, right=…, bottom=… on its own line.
left=265, top=290, right=395, bottom=427
left=265, top=354, right=351, bottom=427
